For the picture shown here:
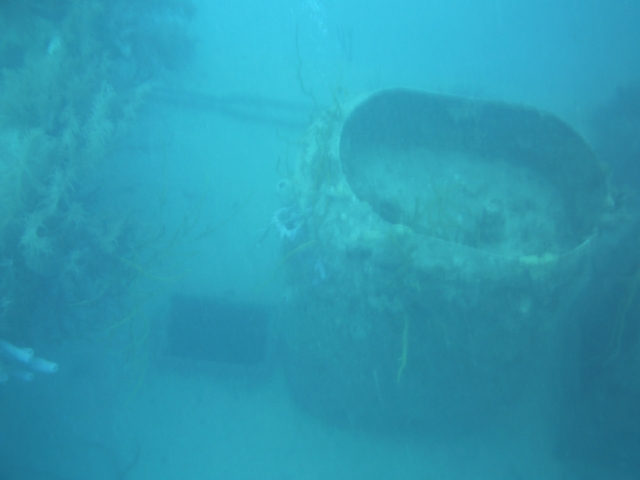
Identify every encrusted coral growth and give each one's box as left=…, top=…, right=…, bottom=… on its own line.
left=0, top=0, right=194, bottom=338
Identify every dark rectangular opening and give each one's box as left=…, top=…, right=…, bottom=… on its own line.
left=164, top=295, right=269, bottom=367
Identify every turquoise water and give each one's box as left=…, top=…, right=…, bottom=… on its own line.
left=0, top=1, right=639, bottom=478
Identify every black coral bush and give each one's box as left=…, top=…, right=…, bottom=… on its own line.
left=0, top=0, right=194, bottom=337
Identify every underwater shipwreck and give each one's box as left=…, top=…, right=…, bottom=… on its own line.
left=274, top=88, right=614, bottom=431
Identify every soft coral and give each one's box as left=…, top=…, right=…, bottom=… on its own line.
left=19, top=210, right=53, bottom=271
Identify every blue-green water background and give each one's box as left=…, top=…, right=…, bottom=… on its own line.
left=1, top=1, right=639, bottom=478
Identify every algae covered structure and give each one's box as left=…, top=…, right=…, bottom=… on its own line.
left=0, top=1, right=194, bottom=341
left=276, top=88, right=611, bottom=432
